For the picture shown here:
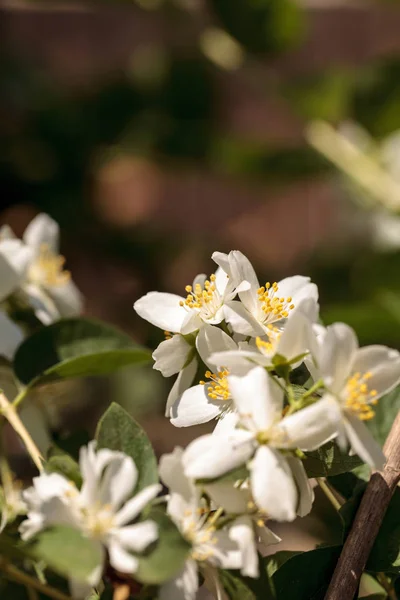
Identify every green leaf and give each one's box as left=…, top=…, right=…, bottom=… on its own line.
left=367, top=487, right=400, bottom=573
left=271, top=546, right=341, bottom=600
left=135, top=508, right=191, bottom=585
left=14, top=317, right=151, bottom=387
left=303, top=441, right=363, bottom=478
left=265, top=550, right=302, bottom=578
left=366, top=385, right=400, bottom=447
left=46, top=446, right=82, bottom=488
left=340, top=485, right=400, bottom=574
left=220, top=554, right=275, bottom=600
left=29, top=526, right=103, bottom=583
left=96, top=403, right=158, bottom=493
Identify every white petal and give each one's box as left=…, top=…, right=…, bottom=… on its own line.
left=45, top=279, right=83, bottom=317
left=224, top=302, right=264, bottom=337
left=183, top=431, right=255, bottom=480
left=134, top=292, right=187, bottom=333
left=229, top=367, right=283, bottom=432
left=204, top=481, right=249, bottom=514
left=213, top=411, right=240, bottom=434
left=228, top=251, right=260, bottom=315
left=257, top=525, right=281, bottom=547
left=23, top=213, right=59, bottom=253
left=211, top=252, right=231, bottom=276
left=108, top=540, right=139, bottom=574
left=181, top=311, right=203, bottom=335
left=113, top=520, right=158, bottom=552
left=99, top=454, right=138, bottom=510
left=153, top=335, right=192, bottom=377
left=286, top=456, right=314, bottom=517
left=209, top=348, right=266, bottom=372
left=315, top=323, right=359, bottom=393
left=250, top=447, right=297, bottom=522
left=158, top=447, right=194, bottom=501
left=196, top=325, right=236, bottom=369
left=229, top=516, right=259, bottom=578
left=276, top=276, right=316, bottom=302
left=275, top=310, right=313, bottom=362
left=114, top=484, right=161, bottom=527
left=214, top=266, right=229, bottom=297
left=0, top=239, right=34, bottom=276
left=276, top=397, right=341, bottom=451
left=212, top=529, right=242, bottom=570
left=170, top=385, right=221, bottom=427
left=159, top=559, right=198, bottom=600
left=0, top=311, right=24, bottom=359
left=352, top=345, right=400, bottom=400
left=165, top=358, right=198, bottom=417
left=343, top=414, right=386, bottom=470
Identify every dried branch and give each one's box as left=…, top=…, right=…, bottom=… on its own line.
left=325, top=410, right=400, bottom=600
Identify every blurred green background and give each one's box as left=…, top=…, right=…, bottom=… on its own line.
left=3, top=0, right=400, bottom=455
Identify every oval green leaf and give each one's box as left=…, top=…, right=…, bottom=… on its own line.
left=135, top=507, right=191, bottom=585
left=96, top=403, right=158, bottom=493
left=29, top=526, right=103, bottom=583
left=14, top=317, right=151, bottom=387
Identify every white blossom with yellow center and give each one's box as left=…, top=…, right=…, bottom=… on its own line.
left=159, top=448, right=251, bottom=600
left=0, top=213, right=82, bottom=324
left=169, top=324, right=251, bottom=429
left=134, top=256, right=248, bottom=337
left=208, top=309, right=313, bottom=373
left=183, top=367, right=340, bottom=522
left=213, top=250, right=319, bottom=337
left=20, top=441, right=160, bottom=579
left=306, top=322, right=400, bottom=469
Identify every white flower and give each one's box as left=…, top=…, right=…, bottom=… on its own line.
left=0, top=310, right=24, bottom=360
left=134, top=256, right=249, bottom=336
left=169, top=325, right=251, bottom=428
left=215, top=250, right=319, bottom=337
left=0, top=214, right=83, bottom=324
left=208, top=308, right=313, bottom=373
left=20, top=442, right=160, bottom=578
left=158, top=447, right=250, bottom=600
left=183, top=368, right=339, bottom=521
left=307, top=322, right=400, bottom=469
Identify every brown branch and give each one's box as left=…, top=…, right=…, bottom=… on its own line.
left=325, top=410, right=400, bottom=600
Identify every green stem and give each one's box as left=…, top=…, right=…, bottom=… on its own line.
left=317, top=478, right=342, bottom=512
left=12, top=387, right=29, bottom=410
left=302, top=379, right=324, bottom=400
left=0, top=559, right=71, bottom=600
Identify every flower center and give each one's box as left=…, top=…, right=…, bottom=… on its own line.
left=200, top=369, right=230, bottom=402
left=183, top=508, right=218, bottom=562
left=29, top=244, right=70, bottom=287
left=256, top=325, right=281, bottom=356
left=83, top=503, right=115, bottom=539
left=179, top=274, right=221, bottom=319
left=257, top=282, right=294, bottom=323
left=345, top=371, right=378, bottom=420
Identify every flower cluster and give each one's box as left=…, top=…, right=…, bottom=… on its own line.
left=1, top=235, right=400, bottom=600
left=134, top=249, right=400, bottom=535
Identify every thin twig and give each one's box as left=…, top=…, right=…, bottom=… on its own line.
left=0, top=393, right=43, bottom=472
left=317, top=478, right=343, bottom=512
left=377, top=572, right=397, bottom=600
left=0, top=559, right=71, bottom=600
left=324, top=410, right=400, bottom=600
